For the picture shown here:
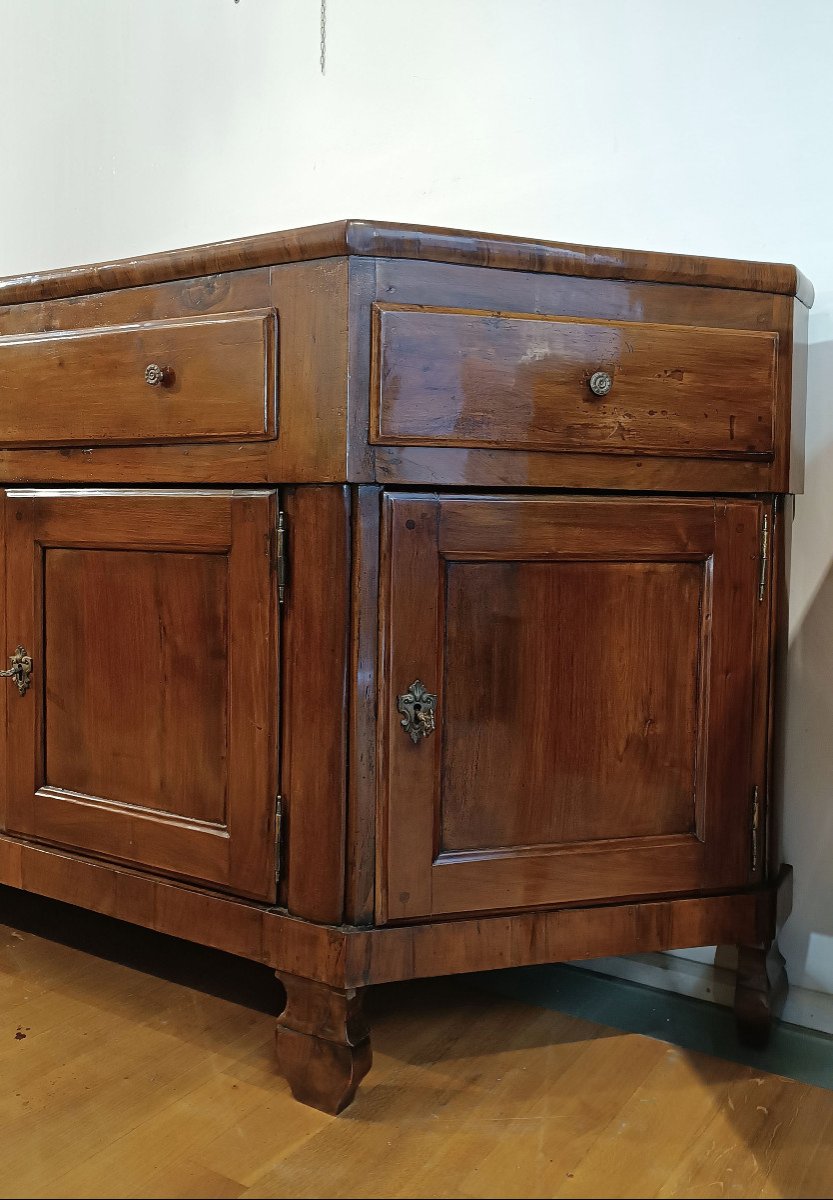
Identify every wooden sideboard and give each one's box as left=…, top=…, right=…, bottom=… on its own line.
left=0, top=221, right=811, bottom=1113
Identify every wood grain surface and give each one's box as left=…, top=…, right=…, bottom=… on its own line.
left=0, top=218, right=812, bottom=307
left=378, top=493, right=767, bottom=921
left=0, top=902, right=827, bottom=1199
left=3, top=489, right=279, bottom=901
left=372, top=303, right=777, bottom=459
left=0, top=308, right=277, bottom=446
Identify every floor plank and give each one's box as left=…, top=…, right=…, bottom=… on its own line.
left=1, top=896, right=832, bottom=1199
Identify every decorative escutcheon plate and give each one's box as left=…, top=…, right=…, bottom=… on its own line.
left=397, top=680, right=437, bottom=744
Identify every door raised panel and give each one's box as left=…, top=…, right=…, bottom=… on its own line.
left=379, top=493, right=766, bottom=922
left=45, top=548, right=229, bottom=824
left=2, top=488, right=279, bottom=901
left=441, top=558, right=703, bottom=850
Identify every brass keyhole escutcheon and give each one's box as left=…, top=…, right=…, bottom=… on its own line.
left=397, top=680, right=437, bottom=744
left=0, top=646, right=33, bottom=697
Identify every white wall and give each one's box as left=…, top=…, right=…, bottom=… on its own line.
left=1, top=0, right=832, bottom=996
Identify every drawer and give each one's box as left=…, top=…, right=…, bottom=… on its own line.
left=0, top=308, right=277, bottom=446
left=371, top=303, right=778, bottom=460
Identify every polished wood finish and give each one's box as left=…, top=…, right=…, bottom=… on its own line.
left=0, top=236, right=805, bottom=493
left=275, top=971, right=371, bottom=1115
left=369, top=260, right=804, bottom=494
left=280, top=485, right=351, bottom=923
left=0, top=218, right=812, bottom=307
left=45, top=548, right=228, bottom=823
left=345, top=484, right=382, bottom=926
left=2, top=917, right=830, bottom=1200
left=372, top=302, right=777, bottom=459
left=0, top=308, right=277, bottom=446
left=349, top=869, right=791, bottom=989
left=0, top=829, right=791, bottom=989
left=0, top=260, right=349, bottom=486
left=0, top=222, right=810, bottom=1114
left=3, top=489, right=279, bottom=900
left=379, top=493, right=765, bottom=921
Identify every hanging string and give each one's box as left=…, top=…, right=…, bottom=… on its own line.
left=320, top=0, right=327, bottom=75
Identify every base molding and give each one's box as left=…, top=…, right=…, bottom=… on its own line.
left=0, top=833, right=792, bottom=990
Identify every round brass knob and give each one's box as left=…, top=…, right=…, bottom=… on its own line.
left=588, top=370, right=613, bottom=397
left=144, top=363, right=171, bottom=387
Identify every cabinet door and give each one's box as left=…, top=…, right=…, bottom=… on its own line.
left=1, top=489, right=279, bottom=901
left=379, top=493, right=766, bottom=921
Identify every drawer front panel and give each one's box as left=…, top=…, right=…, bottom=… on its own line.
left=0, top=308, right=277, bottom=446
left=372, top=303, right=777, bottom=460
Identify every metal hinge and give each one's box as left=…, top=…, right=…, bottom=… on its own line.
left=275, top=795, right=284, bottom=884
left=275, top=511, right=287, bottom=604
left=751, top=785, right=761, bottom=873
left=758, top=513, right=769, bottom=602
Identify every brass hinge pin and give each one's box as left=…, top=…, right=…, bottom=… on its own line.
left=751, top=785, right=760, bottom=873
left=276, top=511, right=287, bottom=605
left=758, top=514, right=769, bottom=603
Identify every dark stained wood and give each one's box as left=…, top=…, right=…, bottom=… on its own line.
left=345, top=485, right=382, bottom=926
left=0, top=309, right=277, bottom=446
left=749, top=498, right=778, bottom=884
left=347, top=867, right=793, bottom=990
left=344, top=221, right=814, bottom=308
left=0, top=442, right=275, bottom=487
left=0, top=242, right=807, bottom=494
left=0, top=265, right=273, bottom=336
left=3, top=489, right=279, bottom=901
left=265, top=258, right=350, bottom=484
left=376, top=494, right=439, bottom=922
left=274, top=971, right=371, bottom=1115
left=346, top=258, right=379, bottom=482
left=441, top=559, right=702, bottom=849
left=368, top=259, right=801, bottom=494
left=373, top=444, right=778, bottom=493
left=0, top=831, right=791, bottom=992
left=0, top=219, right=811, bottom=308
left=0, top=261, right=350, bottom=486
left=735, top=942, right=788, bottom=1048
left=374, top=256, right=794, bottom=334
left=372, top=303, right=777, bottom=459
left=280, top=486, right=351, bottom=923
left=0, top=833, right=275, bottom=965
left=379, top=494, right=766, bottom=921
left=45, top=549, right=228, bottom=823
left=0, top=223, right=810, bottom=1114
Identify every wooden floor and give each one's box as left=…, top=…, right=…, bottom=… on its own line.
left=0, top=891, right=832, bottom=1199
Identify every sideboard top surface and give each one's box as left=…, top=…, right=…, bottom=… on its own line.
left=0, top=219, right=813, bottom=309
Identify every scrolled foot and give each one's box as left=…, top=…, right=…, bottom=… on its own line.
left=275, top=971, right=372, bottom=1114
left=734, top=942, right=787, bottom=1049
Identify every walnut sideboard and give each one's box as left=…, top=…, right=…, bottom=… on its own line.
left=0, top=221, right=810, bottom=1113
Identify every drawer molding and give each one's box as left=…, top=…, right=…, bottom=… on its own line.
left=0, top=307, right=278, bottom=447
left=371, top=302, right=778, bottom=461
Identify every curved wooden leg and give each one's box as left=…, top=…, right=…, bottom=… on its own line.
left=275, top=971, right=372, bottom=1114
left=734, top=942, right=787, bottom=1049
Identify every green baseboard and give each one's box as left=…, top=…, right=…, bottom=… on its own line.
left=471, top=963, right=833, bottom=1092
